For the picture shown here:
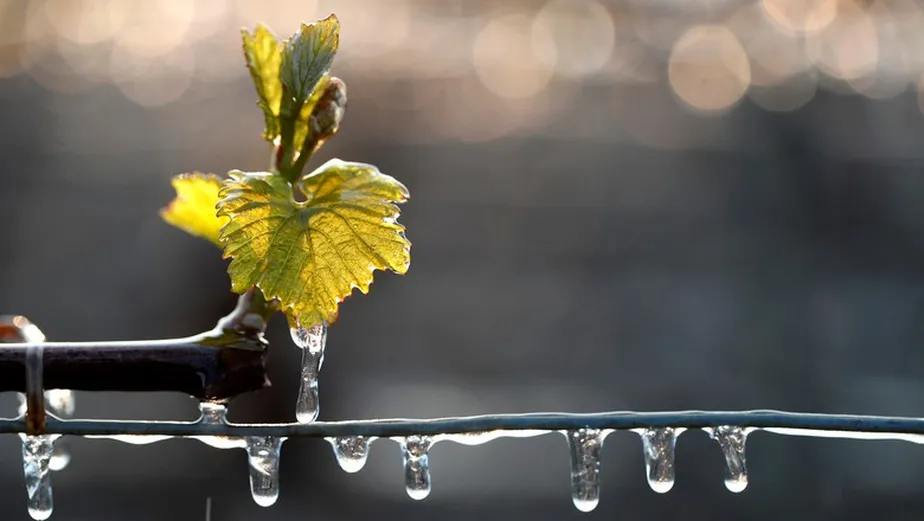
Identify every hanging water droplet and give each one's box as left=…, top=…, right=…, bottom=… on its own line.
left=400, top=435, right=432, bottom=500
left=21, top=435, right=56, bottom=520
left=44, top=390, right=75, bottom=417
left=637, top=427, right=682, bottom=493
left=705, top=425, right=749, bottom=493
left=48, top=445, right=70, bottom=473
left=290, top=324, right=327, bottom=424
left=327, top=436, right=373, bottom=473
left=245, top=436, right=284, bottom=507
left=17, top=391, right=76, bottom=472
left=566, top=428, right=605, bottom=512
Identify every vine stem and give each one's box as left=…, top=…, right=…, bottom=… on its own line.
left=0, top=410, right=922, bottom=441
left=0, top=288, right=277, bottom=402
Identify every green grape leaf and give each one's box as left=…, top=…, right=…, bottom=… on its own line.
left=280, top=14, right=339, bottom=109
left=242, top=24, right=283, bottom=142
left=160, top=173, right=226, bottom=246
left=217, top=159, right=411, bottom=326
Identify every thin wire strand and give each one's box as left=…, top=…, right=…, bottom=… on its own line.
left=1, top=410, right=923, bottom=440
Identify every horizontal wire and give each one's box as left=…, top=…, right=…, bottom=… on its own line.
left=0, top=410, right=923, bottom=440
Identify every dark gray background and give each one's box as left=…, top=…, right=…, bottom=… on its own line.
left=3, top=0, right=924, bottom=519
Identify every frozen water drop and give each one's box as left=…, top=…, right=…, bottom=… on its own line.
left=48, top=445, right=70, bottom=473
left=17, top=392, right=75, bottom=472
left=245, top=436, right=284, bottom=507
left=566, top=428, right=606, bottom=512
left=194, top=402, right=243, bottom=448
left=21, top=435, right=55, bottom=520
left=327, top=436, right=373, bottom=473
left=705, top=425, right=749, bottom=493
left=198, top=402, right=228, bottom=424
left=45, top=390, right=75, bottom=418
left=637, top=427, right=682, bottom=493
left=290, top=324, right=326, bottom=424
left=399, top=435, right=432, bottom=500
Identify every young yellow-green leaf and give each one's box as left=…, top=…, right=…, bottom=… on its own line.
left=291, top=75, right=331, bottom=155
left=217, top=159, right=410, bottom=326
left=280, top=14, right=339, bottom=108
left=160, top=173, right=226, bottom=246
left=242, top=24, right=283, bottom=142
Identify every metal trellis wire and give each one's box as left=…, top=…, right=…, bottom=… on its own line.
left=1, top=410, right=923, bottom=442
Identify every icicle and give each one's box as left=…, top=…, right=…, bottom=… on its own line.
left=17, top=390, right=76, bottom=472
left=637, top=427, right=682, bottom=493
left=565, top=428, right=606, bottom=512
left=290, top=324, right=327, bottom=424
left=327, top=436, right=373, bottom=473
left=399, top=435, right=432, bottom=500
left=705, top=425, right=749, bottom=493
left=21, top=435, right=55, bottom=520
left=245, top=436, right=284, bottom=507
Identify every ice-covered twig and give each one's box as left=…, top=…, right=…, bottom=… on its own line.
left=0, top=410, right=921, bottom=441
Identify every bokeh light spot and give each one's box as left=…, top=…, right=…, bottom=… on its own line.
left=110, top=42, right=194, bottom=106
left=473, top=13, right=557, bottom=99
left=533, top=0, right=615, bottom=78
left=668, top=25, right=751, bottom=113
left=761, top=0, right=838, bottom=34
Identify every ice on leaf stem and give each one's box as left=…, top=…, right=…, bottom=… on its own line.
left=160, top=13, right=411, bottom=330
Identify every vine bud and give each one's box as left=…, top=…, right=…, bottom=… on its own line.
left=310, top=77, right=347, bottom=142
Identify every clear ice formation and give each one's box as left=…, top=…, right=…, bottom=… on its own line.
left=198, top=402, right=227, bottom=424
left=194, top=402, right=245, bottom=450
left=435, top=429, right=549, bottom=445
left=565, top=428, right=606, bottom=512
left=290, top=324, right=327, bottom=424
left=636, top=427, right=682, bottom=493
left=245, top=436, right=285, bottom=507
left=327, top=436, right=374, bottom=473
left=22, top=434, right=56, bottom=520
left=15, top=413, right=924, bottom=519
left=195, top=402, right=285, bottom=506
left=399, top=435, right=433, bottom=500
left=17, top=390, right=76, bottom=472
left=705, top=426, right=749, bottom=493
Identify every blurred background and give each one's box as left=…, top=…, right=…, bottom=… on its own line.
left=3, top=0, right=924, bottom=519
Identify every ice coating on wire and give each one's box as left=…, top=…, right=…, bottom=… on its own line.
left=7, top=408, right=924, bottom=518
